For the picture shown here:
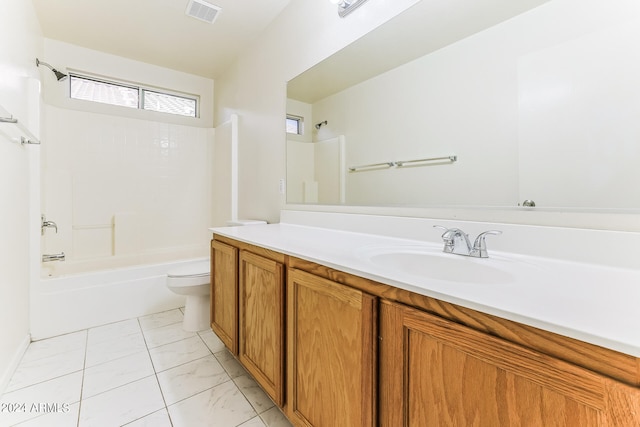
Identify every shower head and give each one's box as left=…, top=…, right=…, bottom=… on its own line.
left=315, top=120, right=328, bottom=129
left=36, top=58, right=68, bottom=81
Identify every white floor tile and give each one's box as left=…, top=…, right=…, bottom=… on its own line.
left=260, top=406, right=294, bottom=427
left=4, top=310, right=296, bottom=427
left=233, top=375, right=274, bottom=414
left=0, top=371, right=82, bottom=426
left=168, top=380, right=257, bottom=427
left=240, top=416, right=267, bottom=427
left=78, top=376, right=164, bottom=427
left=157, top=354, right=230, bottom=405
left=142, top=322, right=196, bottom=349
left=15, top=402, right=80, bottom=427
left=87, top=319, right=141, bottom=345
left=85, top=331, right=147, bottom=368
left=215, top=350, right=248, bottom=378
left=82, top=351, right=155, bottom=399
left=148, top=336, right=211, bottom=372
left=199, top=329, right=226, bottom=354
left=20, top=331, right=87, bottom=365
left=138, top=309, right=183, bottom=331
left=6, top=348, right=85, bottom=392
left=122, top=408, right=172, bottom=427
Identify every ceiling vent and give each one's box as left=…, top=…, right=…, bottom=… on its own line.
left=185, top=0, right=222, bottom=24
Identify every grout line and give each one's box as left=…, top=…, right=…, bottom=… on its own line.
left=2, top=366, right=85, bottom=395
left=75, top=327, right=89, bottom=427
left=6, top=310, right=282, bottom=427
left=138, top=316, right=174, bottom=427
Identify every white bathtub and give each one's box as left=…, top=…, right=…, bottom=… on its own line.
left=31, top=258, right=209, bottom=340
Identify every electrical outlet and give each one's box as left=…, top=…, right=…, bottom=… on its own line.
left=279, top=178, right=286, bottom=194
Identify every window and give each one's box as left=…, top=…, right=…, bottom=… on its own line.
left=286, top=115, right=303, bottom=135
left=70, top=75, right=138, bottom=109
left=143, top=90, right=197, bottom=117
left=69, top=74, right=199, bottom=118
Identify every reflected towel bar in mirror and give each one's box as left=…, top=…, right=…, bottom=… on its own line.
left=348, top=155, right=457, bottom=172
left=348, top=161, right=395, bottom=172
left=396, top=155, right=457, bottom=167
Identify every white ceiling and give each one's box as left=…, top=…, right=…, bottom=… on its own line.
left=31, top=0, right=292, bottom=79
left=288, top=0, right=550, bottom=103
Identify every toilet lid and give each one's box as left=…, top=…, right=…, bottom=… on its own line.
left=167, top=261, right=210, bottom=278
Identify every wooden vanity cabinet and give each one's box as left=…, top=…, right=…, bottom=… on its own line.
left=212, top=237, right=640, bottom=427
left=238, top=250, right=285, bottom=406
left=210, top=240, right=238, bottom=354
left=379, top=300, right=640, bottom=426
left=286, top=268, right=377, bottom=427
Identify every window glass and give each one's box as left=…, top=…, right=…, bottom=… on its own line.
left=286, top=116, right=303, bottom=134
left=69, top=74, right=198, bottom=118
left=70, top=75, right=138, bottom=109
left=143, top=90, right=197, bottom=117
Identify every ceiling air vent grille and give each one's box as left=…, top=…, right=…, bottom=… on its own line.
left=185, top=0, right=222, bottom=24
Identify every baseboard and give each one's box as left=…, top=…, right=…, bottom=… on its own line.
left=0, top=334, right=30, bottom=396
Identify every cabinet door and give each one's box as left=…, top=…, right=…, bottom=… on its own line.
left=210, top=240, right=238, bottom=354
left=379, top=300, right=640, bottom=427
left=239, top=251, right=285, bottom=406
left=287, top=268, right=376, bottom=427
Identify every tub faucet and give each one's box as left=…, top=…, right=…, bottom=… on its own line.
left=43, top=252, right=65, bottom=262
left=434, top=226, right=502, bottom=258
left=41, top=215, right=58, bottom=235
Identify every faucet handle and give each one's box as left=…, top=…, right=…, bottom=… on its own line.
left=434, top=226, right=472, bottom=255
left=472, top=230, right=502, bottom=258
left=433, top=225, right=454, bottom=252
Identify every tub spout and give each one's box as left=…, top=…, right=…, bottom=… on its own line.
left=43, top=252, right=65, bottom=262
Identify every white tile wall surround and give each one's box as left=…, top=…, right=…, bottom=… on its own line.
left=0, top=309, right=292, bottom=427
left=41, top=105, right=213, bottom=272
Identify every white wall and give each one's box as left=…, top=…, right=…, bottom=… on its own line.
left=0, top=0, right=42, bottom=393
left=215, top=0, right=421, bottom=223
left=40, top=40, right=215, bottom=272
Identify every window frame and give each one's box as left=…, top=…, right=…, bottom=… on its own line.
left=69, top=72, right=200, bottom=118
left=286, top=114, right=304, bottom=135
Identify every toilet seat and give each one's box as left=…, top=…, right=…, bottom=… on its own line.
left=167, top=261, right=210, bottom=279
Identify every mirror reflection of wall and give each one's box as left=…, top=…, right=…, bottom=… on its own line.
left=287, top=0, right=640, bottom=209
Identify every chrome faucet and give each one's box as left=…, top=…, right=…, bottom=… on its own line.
left=433, top=226, right=472, bottom=256
left=41, top=214, right=58, bottom=235
left=42, top=252, right=65, bottom=262
left=434, top=226, right=502, bottom=258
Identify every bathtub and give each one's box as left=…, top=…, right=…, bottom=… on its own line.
left=31, top=257, right=208, bottom=340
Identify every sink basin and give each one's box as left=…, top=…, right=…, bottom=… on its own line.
left=356, top=245, right=516, bottom=284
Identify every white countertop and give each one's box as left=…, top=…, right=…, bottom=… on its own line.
left=210, top=222, right=640, bottom=357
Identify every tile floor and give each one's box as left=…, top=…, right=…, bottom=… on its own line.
left=0, top=308, right=293, bottom=427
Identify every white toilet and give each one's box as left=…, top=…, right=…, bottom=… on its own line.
left=166, top=260, right=211, bottom=332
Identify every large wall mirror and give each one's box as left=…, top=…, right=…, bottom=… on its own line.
left=286, top=0, right=640, bottom=216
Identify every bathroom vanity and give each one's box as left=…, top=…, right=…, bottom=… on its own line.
left=209, top=214, right=640, bottom=426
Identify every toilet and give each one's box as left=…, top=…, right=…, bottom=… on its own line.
left=166, top=260, right=211, bottom=332
left=167, top=220, right=266, bottom=332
